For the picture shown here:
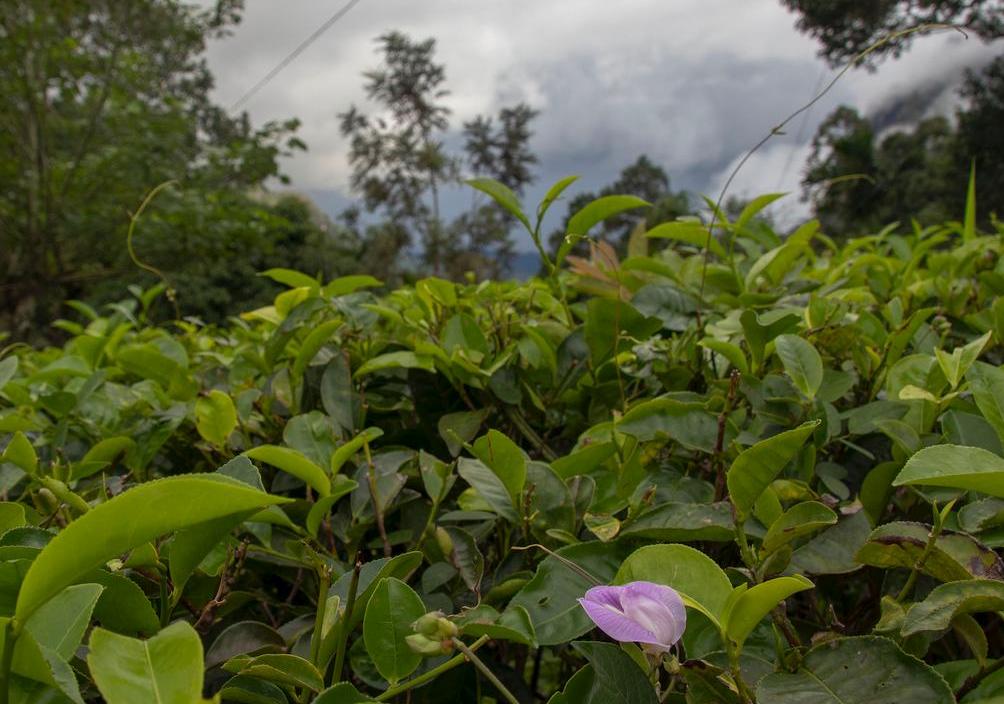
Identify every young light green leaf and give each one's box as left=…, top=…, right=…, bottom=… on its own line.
left=774, top=334, right=824, bottom=399
left=762, top=501, right=838, bottom=553
left=195, top=390, right=238, bottom=447
left=229, top=653, right=323, bottom=692
left=645, top=220, right=726, bottom=259
left=331, top=427, right=384, bottom=475
left=2, top=431, right=37, bottom=475
left=557, top=195, right=650, bottom=267
left=305, top=476, right=359, bottom=537
left=15, top=475, right=289, bottom=622
left=466, top=178, right=532, bottom=234
left=88, top=621, right=203, bottom=704
left=244, top=445, right=331, bottom=496
left=893, top=444, right=1004, bottom=498
left=292, top=319, right=342, bottom=382
left=726, top=422, right=819, bottom=520
left=723, top=574, right=813, bottom=647
left=354, top=351, right=434, bottom=377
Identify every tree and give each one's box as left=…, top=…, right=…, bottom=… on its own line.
left=339, top=32, right=538, bottom=281
left=803, top=55, right=1004, bottom=236
left=548, top=156, right=692, bottom=258
left=956, top=55, right=1004, bottom=218
left=0, top=0, right=313, bottom=339
left=780, top=0, right=1004, bottom=66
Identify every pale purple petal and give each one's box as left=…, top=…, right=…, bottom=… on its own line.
left=578, top=592, right=661, bottom=646
left=578, top=582, right=687, bottom=653
left=619, top=582, right=686, bottom=647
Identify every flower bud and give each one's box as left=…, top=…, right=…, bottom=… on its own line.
left=405, top=632, right=455, bottom=656
left=435, top=526, right=453, bottom=557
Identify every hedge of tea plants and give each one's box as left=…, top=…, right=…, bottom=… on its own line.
left=1, top=179, right=1003, bottom=703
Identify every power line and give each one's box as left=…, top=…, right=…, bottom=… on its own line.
left=229, top=0, right=364, bottom=112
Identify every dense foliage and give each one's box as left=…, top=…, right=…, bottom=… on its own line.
left=1, top=175, right=1003, bottom=703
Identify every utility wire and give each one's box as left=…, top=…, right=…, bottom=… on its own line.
left=229, top=0, right=364, bottom=112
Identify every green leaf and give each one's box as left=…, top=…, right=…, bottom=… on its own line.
left=292, top=320, right=342, bottom=383
left=583, top=298, right=661, bottom=367
left=727, top=422, right=818, bottom=520
left=699, top=338, right=749, bottom=375
left=2, top=432, right=37, bottom=475
left=901, top=579, right=1004, bottom=636
left=557, top=195, right=650, bottom=267
left=88, top=621, right=204, bottom=704
left=724, top=575, right=813, bottom=648
left=755, top=636, right=954, bottom=703
left=0, top=502, right=27, bottom=534
left=740, top=310, right=800, bottom=371
left=645, top=220, right=726, bottom=259
left=438, top=410, right=488, bottom=457
left=24, top=583, right=103, bottom=660
left=313, top=682, right=379, bottom=703
left=260, top=268, right=319, bottom=290
left=762, top=502, right=837, bottom=553
left=206, top=621, right=286, bottom=671
left=195, top=390, right=237, bottom=447
left=964, top=161, right=977, bottom=242
left=466, top=178, right=532, bottom=234
left=89, top=571, right=161, bottom=637
left=457, top=458, right=518, bottom=523
left=537, top=175, right=579, bottom=222
left=734, top=193, right=786, bottom=232
left=244, top=445, right=331, bottom=496
left=966, top=362, right=1004, bottom=449
left=614, top=544, right=733, bottom=623
left=323, top=275, right=382, bottom=298
left=616, top=398, right=722, bottom=453
left=619, top=502, right=734, bottom=543
left=15, top=474, right=288, bottom=622
left=855, top=521, right=1004, bottom=582
left=331, top=427, right=384, bottom=475
left=569, top=641, right=658, bottom=704
left=331, top=552, right=423, bottom=631
left=441, top=524, right=484, bottom=592
left=229, top=654, right=324, bottom=692
left=471, top=430, right=526, bottom=505
left=935, top=330, right=991, bottom=389
left=443, top=313, right=490, bottom=358
left=774, top=335, right=823, bottom=400
left=72, top=436, right=135, bottom=480
left=0, top=356, right=18, bottom=390
left=306, top=476, right=359, bottom=537
left=168, top=511, right=254, bottom=599
left=510, top=542, right=628, bottom=646
left=362, top=577, right=426, bottom=684
left=893, top=444, right=1004, bottom=498
left=218, top=675, right=288, bottom=704
left=458, top=605, right=536, bottom=647
left=354, top=351, right=434, bottom=377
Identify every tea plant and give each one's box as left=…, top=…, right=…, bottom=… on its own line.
left=0, top=173, right=1002, bottom=703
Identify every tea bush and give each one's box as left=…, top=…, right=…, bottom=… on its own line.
left=1, top=177, right=1002, bottom=703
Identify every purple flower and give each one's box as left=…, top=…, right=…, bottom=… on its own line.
left=578, top=581, right=686, bottom=653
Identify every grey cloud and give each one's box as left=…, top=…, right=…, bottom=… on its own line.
left=203, top=1, right=1001, bottom=247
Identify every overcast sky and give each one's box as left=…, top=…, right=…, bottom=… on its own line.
left=203, top=0, right=1000, bottom=248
